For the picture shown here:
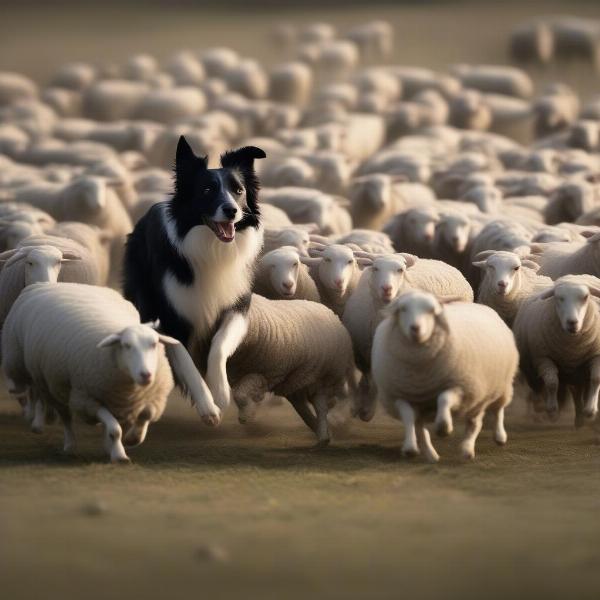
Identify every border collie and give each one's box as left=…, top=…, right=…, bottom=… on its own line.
left=123, top=136, right=266, bottom=410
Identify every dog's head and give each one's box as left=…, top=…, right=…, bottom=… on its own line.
left=170, top=136, right=266, bottom=242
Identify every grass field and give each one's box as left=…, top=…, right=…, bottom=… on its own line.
left=2, top=1, right=600, bottom=598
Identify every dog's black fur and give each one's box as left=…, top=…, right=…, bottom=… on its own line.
left=122, top=136, right=265, bottom=350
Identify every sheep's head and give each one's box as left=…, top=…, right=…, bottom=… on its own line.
left=97, top=324, right=179, bottom=386
left=473, top=251, right=539, bottom=297
left=462, top=184, right=502, bottom=213
left=0, top=245, right=81, bottom=285
left=73, top=177, right=108, bottom=213
left=436, top=213, right=471, bottom=253
left=539, top=278, right=600, bottom=335
left=369, top=253, right=417, bottom=303
left=387, top=291, right=444, bottom=344
left=261, top=246, right=301, bottom=298
left=351, top=174, right=391, bottom=214
left=0, top=220, right=40, bottom=250
left=405, top=207, right=439, bottom=244
left=302, top=244, right=366, bottom=296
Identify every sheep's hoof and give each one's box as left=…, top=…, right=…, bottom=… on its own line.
left=201, top=413, right=221, bottom=427
left=111, top=456, right=131, bottom=465
left=583, top=408, right=598, bottom=421
left=423, top=451, right=440, bottom=464
left=494, top=431, right=508, bottom=446
left=461, top=447, right=475, bottom=461
left=435, top=421, right=452, bottom=438
left=401, top=447, right=419, bottom=459
left=547, top=410, right=560, bottom=422
left=30, top=424, right=43, bottom=435
left=315, top=437, right=331, bottom=449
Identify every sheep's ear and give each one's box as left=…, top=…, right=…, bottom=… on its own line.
left=356, top=257, right=373, bottom=267
left=390, top=174, right=408, bottom=183
left=472, top=260, right=487, bottom=269
left=588, top=286, right=600, bottom=299
left=514, top=245, right=532, bottom=257
left=3, top=249, right=28, bottom=268
left=0, top=248, right=20, bottom=263
left=104, top=178, right=123, bottom=188
left=399, top=253, right=418, bottom=268
left=299, top=256, right=321, bottom=266
left=538, top=288, right=555, bottom=300
left=61, top=251, right=82, bottom=261
left=528, top=243, right=544, bottom=254
left=220, top=146, right=266, bottom=169
left=98, top=229, right=113, bottom=245
left=97, top=333, right=121, bottom=348
left=309, top=234, right=330, bottom=245
left=158, top=333, right=180, bottom=346
left=473, top=250, right=495, bottom=261
left=308, top=242, right=327, bottom=252
left=144, top=319, right=161, bottom=330
left=295, top=223, right=320, bottom=233
left=586, top=231, right=600, bottom=244
left=438, top=295, right=463, bottom=305
left=578, top=229, right=598, bottom=239
left=332, top=195, right=351, bottom=209
left=521, top=259, right=540, bottom=271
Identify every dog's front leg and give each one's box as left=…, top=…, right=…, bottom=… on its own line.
left=206, top=312, right=249, bottom=410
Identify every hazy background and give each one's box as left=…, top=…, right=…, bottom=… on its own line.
left=1, top=2, right=600, bottom=600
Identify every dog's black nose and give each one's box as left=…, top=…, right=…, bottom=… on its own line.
left=223, top=206, right=238, bottom=220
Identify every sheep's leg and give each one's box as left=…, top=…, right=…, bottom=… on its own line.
left=312, top=394, right=331, bottom=447
left=416, top=418, right=439, bottom=463
left=206, top=312, right=248, bottom=411
left=30, top=395, right=45, bottom=434
left=573, top=386, right=585, bottom=429
left=535, top=358, right=560, bottom=416
left=396, top=400, right=419, bottom=458
left=55, top=406, right=76, bottom=455
left=354, top=373, right=376, bottom=422
left=583, top=357, right=600, bottom=419
left=289, top=392, right=318, bottom=433
left=96, top=407, right=130, bottom=464
left=461, top=411, right=484, bottom=460
left=124, top=420, right=150, bottom=447
left=434, top=387, right=462, bottom=437
left=493, top=405, right=508, bottom=445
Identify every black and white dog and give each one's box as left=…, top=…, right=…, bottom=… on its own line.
left=123, top=136, right=266, bottom=410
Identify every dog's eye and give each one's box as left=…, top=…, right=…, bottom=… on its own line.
left=235, top=187, right=244, bottom=195
left=203, top=187, right=211, bottom=194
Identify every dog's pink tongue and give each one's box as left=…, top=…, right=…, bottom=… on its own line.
left=218, top=222, right=235, bottom=239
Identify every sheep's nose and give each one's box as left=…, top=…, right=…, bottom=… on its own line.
left=139, top=371, right=152, bottom=385
left=334, top=278, right=344, bottom=289
left=410, top=324, right=420, bottom=335
left=381, top=285, right=393, bottom=295
left=566, top=319, right=578, bottom=330
left=497, top=281, right=507, bottom=291
left=282, top=280, right=293, bottom=290
left=223, top=205, right=238, bottom=220
left=423, top=231, right=433, bottom=241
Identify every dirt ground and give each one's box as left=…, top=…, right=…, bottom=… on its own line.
left=2, top=1, right=600, bottom=599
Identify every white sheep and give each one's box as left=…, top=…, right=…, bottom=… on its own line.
left=348, top=174, right=405, bottom=231
left=432, top=211, right=474, bottom=270
left=224, top=60, right=268, bottom=100
left=0, top=72, right=38, bottom=105
left=134, top=87, right=207, bottom=124
left=261, top=187, right=352, bottom=235
left=269, top=62, right=313, bottom=106
left=206, top=294, right=354, bottom=446
left=372, top=291, right=518, bottom=462
left=451, top=64, right=534, bottom=99
left=50, top=62, right=96, bottom=91
left=2, top=283, right=214, bottom=461
left=510, top=21, right=555, bottom=64
left=163, top=51, right=205, bottom=86
left=472, top=250, right=552, bottom=325
left=383, top=206, right=439, bottom=257
left=301, top=244, right=369, bottom=316
left=254, top=246, right=320, bottom=302
left=82, top=79, right=148, bottom=121
left=261, top=227, right=312, bottom=256
left=513, top=275, right=600, bottom=424
left=344, top=21, right=393, bottom=62
left=531, top=232, right=600, bottom=280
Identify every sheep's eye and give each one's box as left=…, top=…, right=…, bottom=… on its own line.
left=26, top=261, right=33, bottom=267
left=583, top=294, right=589, bottom=301
left=123, top=343, right=131, bottom=350
left=293, top=262, right=299, bottom=268
left=373, top=267, right=379, bottom=272
left=514, top=266, right=520, bottom=271
left=324, top=258, right=331, bottom=263
left=152, top=342, right=158, bottom=348
left=397, top=268, right=403, bottom=273
left=347, top=259, right=353, bottom=265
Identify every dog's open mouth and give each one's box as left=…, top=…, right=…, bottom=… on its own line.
left=207, top=220, right=235, bottom=243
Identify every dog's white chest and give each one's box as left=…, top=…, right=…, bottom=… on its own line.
left=163, top=225, right=262, bottom=339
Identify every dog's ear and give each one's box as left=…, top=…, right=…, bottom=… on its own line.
left=175, top=135, right=207, bottom=174
left=220, top=146, right=266, bottom=170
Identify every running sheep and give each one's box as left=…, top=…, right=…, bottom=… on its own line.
left=2, top=283, right=221, bottom=461
left=513, top=275, right=600, bottom=425
left=372, top=291, right=518, bottom=462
